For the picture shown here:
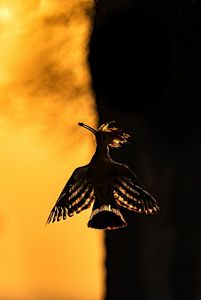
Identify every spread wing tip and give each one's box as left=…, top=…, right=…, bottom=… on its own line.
left=143, top=204, right=160, bottom=215
left=46, top=206, right=68, bottom=224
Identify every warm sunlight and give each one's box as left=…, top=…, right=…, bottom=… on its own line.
left=0, top=6, right=12, bottom=21
left=0, top=1, right=103, bottom=300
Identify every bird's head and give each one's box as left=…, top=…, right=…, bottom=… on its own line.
left=78, top=121, right=130, bottom=148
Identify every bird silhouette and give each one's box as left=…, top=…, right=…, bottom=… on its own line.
left=47, top=121, right=160, bottom=230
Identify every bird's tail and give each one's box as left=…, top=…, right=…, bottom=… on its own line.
left=88, top=198, right=127, bottom=230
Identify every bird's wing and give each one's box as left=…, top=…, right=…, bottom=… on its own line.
left=47, top=165, right=94, bottom=224
left=114, top=164, right=160, bottom=214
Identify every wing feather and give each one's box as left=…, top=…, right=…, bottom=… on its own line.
left=114, top=164, right=160, bottom=215
left=72, top=186, right=94, bottom=214
left=69, top=185, right=94, bottom=212
left=47, top=165, right=94, bottom=224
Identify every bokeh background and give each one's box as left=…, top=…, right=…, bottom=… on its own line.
left=0, top=1, right=103, bottom=300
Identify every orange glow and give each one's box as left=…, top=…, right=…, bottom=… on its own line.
left=0, top=1, right=104, bottom=300
left=0, top=6, right=12, bottom=20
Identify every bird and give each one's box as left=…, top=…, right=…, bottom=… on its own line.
left=46, top=121, right=160, bottom=230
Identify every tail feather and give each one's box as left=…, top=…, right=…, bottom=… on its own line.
left=88, top=199, right=127, bottom=230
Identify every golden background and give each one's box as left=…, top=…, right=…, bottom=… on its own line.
left=0, top=1, right=103, bottom=299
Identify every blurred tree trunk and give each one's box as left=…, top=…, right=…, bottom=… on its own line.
left=89, top=1, right=201, bottom=299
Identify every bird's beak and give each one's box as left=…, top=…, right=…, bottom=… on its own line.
left=78, top=122, right=97, bottom=135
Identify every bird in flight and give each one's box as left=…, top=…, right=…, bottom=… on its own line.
left=47, top=121, right=160, bottom=230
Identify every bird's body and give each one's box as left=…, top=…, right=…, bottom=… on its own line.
left=47, top=122, right=160, bottom=230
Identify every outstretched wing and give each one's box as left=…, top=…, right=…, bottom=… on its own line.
left=114, top=164, right=160, bottom=214
left=47, top=165, right=94, bottom=224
